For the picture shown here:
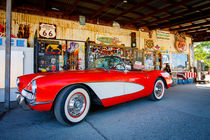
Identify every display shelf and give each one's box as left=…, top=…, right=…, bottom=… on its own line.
left=86, top=41, right=135, bottom=70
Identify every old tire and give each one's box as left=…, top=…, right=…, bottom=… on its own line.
left=54, top=85, right=91, bottom=126
left=149, top=78, right=165, bottom=101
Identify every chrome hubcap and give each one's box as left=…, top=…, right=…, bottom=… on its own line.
left=155, top=82, right=163, bottom=97
left=67, top=93, right=86, bottom=117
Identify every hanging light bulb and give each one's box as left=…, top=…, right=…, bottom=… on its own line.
left=123, top=0, right=127, bottom=3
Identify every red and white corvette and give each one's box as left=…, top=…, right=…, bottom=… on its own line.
left=17, top=56, right=172, bottom=125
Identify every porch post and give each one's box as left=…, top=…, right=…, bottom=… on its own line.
left=4, top=0, right=12, bottom=111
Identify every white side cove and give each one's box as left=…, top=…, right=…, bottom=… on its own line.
left=85, top=82, right=144, bottom=99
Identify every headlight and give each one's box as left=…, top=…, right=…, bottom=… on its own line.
left=31, top=80, right=37, bottom=94
left=16, top=78, right=20, bottom=90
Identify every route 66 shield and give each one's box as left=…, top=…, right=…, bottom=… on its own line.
left=39, top=23, right=56, bottom=39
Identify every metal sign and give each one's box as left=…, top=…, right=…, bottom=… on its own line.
left=0, top=37, right=27, bottom=47
left=144, top=39, right=154, bottom=49
left=156, top=30, right=170, bottom=40
left=39, top=23, right=56, bottom=39
left=175, top=33, right=186, bottom=52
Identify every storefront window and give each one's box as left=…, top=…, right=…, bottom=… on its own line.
left=171, top=53, right=188, bottom=71
left=162, top=54, right=170, bottom=68
left=144, top=51, right=155, bottom=70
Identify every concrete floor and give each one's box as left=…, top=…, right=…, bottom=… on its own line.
left=0, top=84, right=210, bottom=140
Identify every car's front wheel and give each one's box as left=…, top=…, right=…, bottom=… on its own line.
left=54, top=85, right=91, bottom=125
left=149, top=78, right=165, bottom=101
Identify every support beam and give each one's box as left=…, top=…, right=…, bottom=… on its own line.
left=47, top=1, right=131, bottom=20
left=190, top=31, right=209, bottom=35
left=138, top=3, right=210, bottom=28
left=191, top=32, right=210, bottom=42
left=90, top=0, right=117, bottom=18
left=68, top=0, right=80, bottom=15
left=181, top=26, right=209, bottom=33
left=171, top=21, right=210, bottom=31
left=81, top=0, right=143, bottom=19
left=110, top=0, right=154, bottom=21
left=150, top=9, right=210, bottom=30
left=127, top=0, right=193, bottom=24
left=42, top=0, right=47, bottom=13
left=4, top=0, right=12, bottom=111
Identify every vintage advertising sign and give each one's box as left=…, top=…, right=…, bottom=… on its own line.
left=175, top=33, right=187, bottom=52
left=156, top=30, right=170, bottom=40
left=79, top=16, right=86, bottom=25
left=39, top=23, right=56, bottom=39
left=96, top=35, right=121, bottom=45
left=144, top=39, right=154, bottom=49
left=0, top=24, right=16, bottom=38
left=0, top=37, right=27, bottom=47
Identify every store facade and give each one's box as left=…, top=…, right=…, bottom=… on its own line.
left=0, top=10, right=195, bottom=87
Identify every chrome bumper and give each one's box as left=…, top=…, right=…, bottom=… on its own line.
left=17, top=90, right=53, bottom=110
left=17, top=94, right=31, bottom=110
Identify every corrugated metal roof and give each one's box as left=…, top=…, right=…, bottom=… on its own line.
left=0, top=0, right=209, bottom=41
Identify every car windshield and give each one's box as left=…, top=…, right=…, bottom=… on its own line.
left=92, top=56, right=125, bottom=71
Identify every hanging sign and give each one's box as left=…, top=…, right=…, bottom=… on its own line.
left=39, top=23, right=56, bottom=39
left=79, top=16, right=86, bottom=25
left=156, top=30, right=170, bottom=40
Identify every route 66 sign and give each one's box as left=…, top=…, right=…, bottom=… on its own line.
left=39, top=23, right=56, bottom=39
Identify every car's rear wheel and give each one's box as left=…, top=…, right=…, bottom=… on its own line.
left=54, top=85, right=91, bottom=125
left=149, top=78, right=165, bottom=101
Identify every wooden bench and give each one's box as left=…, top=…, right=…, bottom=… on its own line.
left=196, top=80, right=209, bottom=84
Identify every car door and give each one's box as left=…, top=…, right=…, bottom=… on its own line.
left=122, top=70, right=151, bottom=99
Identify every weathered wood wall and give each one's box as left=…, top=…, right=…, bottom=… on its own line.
left=0, top=9, right=192, bottom=55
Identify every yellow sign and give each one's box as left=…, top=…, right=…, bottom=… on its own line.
left=160, top=46, right=166, bottom=52
left=45, top=44, right=62, bottom=55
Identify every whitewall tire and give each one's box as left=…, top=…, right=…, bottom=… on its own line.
left=149, top=78, right=165, bottom=101
left=54, top=85, right=91, bottom=125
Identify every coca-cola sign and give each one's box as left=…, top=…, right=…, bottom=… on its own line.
left=39, top=23, right=56, bottom=39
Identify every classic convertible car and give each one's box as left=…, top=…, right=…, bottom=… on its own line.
left=17, top=56, right=172, bottom=125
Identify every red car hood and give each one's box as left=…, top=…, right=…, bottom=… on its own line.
left=34, top=69, right=109, bottom=78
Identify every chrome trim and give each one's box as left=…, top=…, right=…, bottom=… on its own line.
left=24, top=89, right=33, bottom=93
left=17, top=94, right=31, bottom=110
left=19, top=89, right=53, bottom=107
left=16, top=91, right=21, bottom=94
left=31, top=80, right=37, bottom=94
left=30, top=101, right=53, bottom=106
left=67, top=93, right=86, bottom=117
